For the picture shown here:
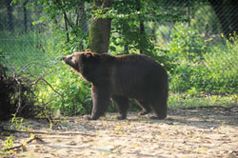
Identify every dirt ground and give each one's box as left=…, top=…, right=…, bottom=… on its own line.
left=1, top=106, right=238, bottom=158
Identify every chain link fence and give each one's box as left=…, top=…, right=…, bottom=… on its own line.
left=0, top=0, right=238, bottom=97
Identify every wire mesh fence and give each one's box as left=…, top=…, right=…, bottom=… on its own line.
left=0, top=0, right=238, bottom=97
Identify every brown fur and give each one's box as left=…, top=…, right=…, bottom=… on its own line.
left=63, top=51, right=168, bottom=120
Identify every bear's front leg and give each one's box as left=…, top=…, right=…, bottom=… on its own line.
left=112, top=96, right=129, bottom=120
left=87, top=86, right=110, bottom=120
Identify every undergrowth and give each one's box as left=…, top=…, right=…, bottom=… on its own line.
left=0, top=29, right=237, bottom=116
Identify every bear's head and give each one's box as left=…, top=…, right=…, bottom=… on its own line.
left=62, top=52, right=98, bottom=81
left=63, top=51, right=113, bottom=83
left=63, top=52, right=92, bottom=71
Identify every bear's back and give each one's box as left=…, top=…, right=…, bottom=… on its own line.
left=113, top=54, right=166, bottom=76
left=115, top=54, right=157, bottom=65
left=110, top=54, right=167, bottom=97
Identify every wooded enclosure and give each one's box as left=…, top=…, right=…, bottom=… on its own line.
left=0, top=1, right=238, bottom=157
left=0, top=0, right=237, bottom=117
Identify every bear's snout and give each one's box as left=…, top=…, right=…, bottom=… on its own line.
left=63, top=55, right=73, bottom=61
left=62, top=55, right=79, bottom=71
left=62, top=56, right=71, bottom=63
left=61, top=56, right=66, bottom=61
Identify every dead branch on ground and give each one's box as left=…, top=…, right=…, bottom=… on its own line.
left=4, top=135, right=45, bottom=152
left=2, top=128, right=96, bottom=137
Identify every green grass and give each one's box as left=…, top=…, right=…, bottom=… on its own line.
left=169, top=93, right=238, bottom=109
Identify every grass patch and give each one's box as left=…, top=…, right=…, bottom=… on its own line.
left=169, top=93, right=238, bottom=109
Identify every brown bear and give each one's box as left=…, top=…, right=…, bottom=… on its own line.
left=63, top=51, right=168, bottom=120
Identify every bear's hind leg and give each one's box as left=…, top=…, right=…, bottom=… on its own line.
left=150, top=98, right=167, bottom=120
left=137, top=100, right=151, bottom=115
left=112, top=96, right=129, bottom=120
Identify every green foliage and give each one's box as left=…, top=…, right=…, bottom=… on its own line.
left=168, top=23, right=208, bottom=62
left=1, top=0, right=237, bottom=115
left=36, top=65, right=92, bottom=116
left=167, top=25, right=238, bottom=94
left=35, top=27, right=92, bottom=116
left=167, top=23, right=208, bottom=93
left=202, top=37, right=238, bottom=94
left=109, top=0, right=189, bottom=55
left=0, top=31, right=92, bottom=117
left=3, top=136, right=15, bottom=150
left=192, top=4, right=221, bottom=35
left=35, top=0, right=89, bottom=51
left=10, top=115, right=25, bottom=130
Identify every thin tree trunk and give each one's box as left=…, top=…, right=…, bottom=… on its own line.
left=152, top=22, right=157, bottom=42
left=54, top=0, right=71, bottom=42
left=63, top=12, right=70, bottom=42
left=136, top=0, right=145, bottom=54
left=23, top=0, right=28, bottom=33
left=209, top=0, right=238, bottom=37
left=77, top=1, right=88, bottom=50
left=5, top=0, right=14, bottom=32
left=89, top=0, right=112, bottom=54
left=124, top=45, right=129, bottom=53
left=0, top=9, right=3, bottom=30
left=77, top=1, right=88, bottom=33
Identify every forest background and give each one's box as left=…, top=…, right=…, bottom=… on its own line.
left=0, top=0, right=237, bottom=117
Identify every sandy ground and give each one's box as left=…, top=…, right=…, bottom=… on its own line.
left=1, top=106, right=238, bottom=158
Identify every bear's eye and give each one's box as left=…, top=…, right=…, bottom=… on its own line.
left=70, top=56, right=77, bottom=63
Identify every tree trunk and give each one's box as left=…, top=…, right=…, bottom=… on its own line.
left=0, top=14, right=2, bottom=31
left=5, top=0, right=14, bottom=32
left=77, top=1, right=88, bottom=50
left=63, top=11, right=70, bottom=42
left=209, top=0, right=238, bottom=37
left=77, top=1, right=88, bottom=33
left=89, top=0, right=112, bottom=54
left=152, top=22, right=157, bottom=42
left=0, top=3, right=3, bottom=30
left=124, top=45, right=129, bottom=53
left=23, top=0, right=28, bottom=33
left=136, top=0, right=145, bottom=54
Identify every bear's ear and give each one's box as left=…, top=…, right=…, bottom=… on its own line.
left=81, top=53, right=96, bottom=64
left=82, top=53, right=102, bottom=64
left=81, top=52, right=100, bottom=63
left=81, top=53, right=94, bottom=60
left=84, top=53, right=93, bottom=58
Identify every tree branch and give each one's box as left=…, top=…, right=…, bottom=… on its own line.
left=4, top=135, right=45, bottom=151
